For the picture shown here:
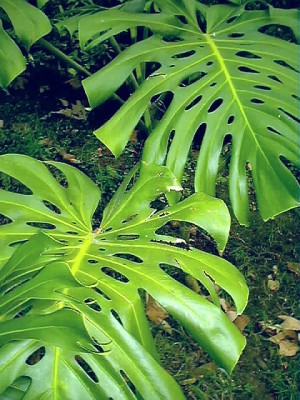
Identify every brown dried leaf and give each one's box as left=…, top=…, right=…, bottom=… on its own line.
left=0, top=120, right=3, bottom=129
left=146, top=294, right=172, bottom=334
left=267, top=278, right=280, bottom=291
left=58, top=150, right=80, bottom=164
left=52, top=100, right=87, bottom=120
left=234, top=315, right=250, bottom=332
left=287, top=262, right=300, bottom=276
left=278, top=315, right=300, bottom=331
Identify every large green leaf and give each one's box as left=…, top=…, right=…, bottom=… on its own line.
left=73, top=1, right=299, bottom=224
left=0, top=0, right=51, bottom=88
left=0, top=154, right=248, bottom=397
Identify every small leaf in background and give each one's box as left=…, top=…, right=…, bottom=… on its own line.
left=234, top=315, right=250, bottom=333
left=267, top=275, right=280, bottom=291
left=58, top=149, right=81, bottom=164
left=65, top=77, right=82, bottom=89
left=0, top=120, right=3, bottom=129
left=51, top=100, right=87, bottom=120
left=287, top=262, right=300, bottom=276
left=270, top=331, right=299, bottom=357
left=39, top=137, right=52, bottom=147
left=278, top=315, right=300, bottom=331
left=146, top=294, right=172, bottom=335
left=129, top=129, right=139, bottom=142
left=220, top=298, right=249, bottom=332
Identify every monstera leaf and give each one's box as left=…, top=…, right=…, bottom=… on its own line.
left=0, top=0, right=51, bottom=88
left=67, top=0, right=300, bottom=224
left=0, top=154, right=248, bottom=398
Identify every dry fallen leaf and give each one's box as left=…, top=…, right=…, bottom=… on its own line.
left=52, top=100, right=87, bottom=120
left=278, top=315, right=300, bottom=331
left=146, top=294, right=172, bottom=334
left=58, top=149, right=81, bottom=164
left=287, top=261, right=300, bottom=276
left=267, top=277, right=280, bottom=291
left=270, top=331, right=299, bottom=357
left=234, top=315, right=250, bottom=332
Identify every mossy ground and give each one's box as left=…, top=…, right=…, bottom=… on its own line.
left=0, top=82, right=299, bottom=399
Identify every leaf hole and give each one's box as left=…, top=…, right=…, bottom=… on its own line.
left=210, top=82, right=217, bottom=87
left=25, top=347, right=46, bottom=365
left=102, top=266, right=129, bottom=282
left=113, top=253, right=143, bottom=264
left=268, top=75, right=282, bottom=84
left=0, top=214, right=12, bottom=225
left=185, top=95, right=202, bottom=111
left=84, top=298, right=101, bottom=312
left=251, top=98, right=265, bottom=104
left=9, top=239, right=28, bottom=248
left=111, top=310, right=123, bottom=325
left=267, top=126, right=281, bottom=135
left=227, top=16, right=238, bottom=24
left=75, top=355, right=99, bottom=383
left=179, top=72, right=206, bottom=87
left=274, top=59, right=299, bottom=73
left=175, top=14, right=188, bottom=24
left=14, top=305, right=32, bottom=319
left=88, top=259, right=99, bottom=264
left=120, top=370, right=137, bottom=394
left=208, top=98, right=223, bottom=113
left=192, top=123, right=207, bottom=150
left=235, top=51, right=261, bottom=59
left=65, top=231, right=79, bottom=235
left=278, top=108, right=300, bottom=124
left=42, top=200, right=61, bottom=214
left=206, top=61, right=213, bottom=66
left=254, top=85, right=271, bottom=91
left=227, top=115, right=235, bottom=125
left=121, top=214, right=138, bottom=224
left=292, top=94, right=300, bottom=101
left=172, top=50, right=196, bottom=59
left=117, top=234, right=139, bottom=240
left=94, top=287, right=111, bottom=301
left=162, top=36, right=184, bottom=43
left=238, top=66, right=259, bottom=74
left=26, top=222, right=56, bottom=230
left=196, top=10, right=206, bottom=32
left=228, top=32, right=245, bottom=38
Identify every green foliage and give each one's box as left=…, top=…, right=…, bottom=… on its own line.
left=0, top=0, right=51, bottom=88
left=0, top=154, right=248, bottom=398
left=60, top=0, right=300, bottom=224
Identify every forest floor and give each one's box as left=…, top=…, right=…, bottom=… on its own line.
left=0, top=80, right=299, bottom=400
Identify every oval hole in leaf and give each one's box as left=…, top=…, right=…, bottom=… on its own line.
left=227, top=16, right=238, bottom=24
left=26, top=222, right=56, bottom=229
left=207, top=61, right=213, bottom=66
left=88, top=259, right=99, bottom=264
left=26, top=346, right=46, bottom=365
left=75, top=355, right=99, bottom=383
left=9, top=239, right=28, bottom=248
left=162, top=36, right=184, bottom=42
left=251, top=98, right=265, bottom=104
left=210, top=82, right=217, bottom=87
left=196, top=10, right=206, bottom=32
left=111, top=310, right=123, bottom=325
left=208, top=98, right=223, bottom=113
left=94, top=287, right=111, bottom=301
left=0, top=214, right=12, bottom=225
left=238, top=66, right=259, bottom=74
left=102, top=266, right=129, bottom=282
left=193, top=122, right=207, bottom=150
left=42, top=200, right=61, bottom=214
left=254, top=85, right=271, bottom=91
left=227, top=115, right=235, bottom=125
left=14, top=305, right=32, bottom=319
left=235, top=51, right=261, bottom=59
left=122, top=214, right=138, bottom=224
left=120, top=370, right=136, bottom=393
left=92, top=337, right=105, bottom=353
left=0, top=173, right=33, bottom=195
left=278, top=107, right=300, bottom=124
left=179, top=72, right=206, bottom=87
left=175, top=14, right=188, bottom=24
left=84, top=298, right=101, bottom=312
left=65, top=231, right=79, bottom=235
left=113, top=253, right=143, bottom=264
left=268, top=75, right=282, bottom=84
left=185, top=95, right=202, bottom=111
left=172, top=50, right=196, bottom=59
left=292, top=94, right=300, bottom=101
left=267, top=126, right=281, bottom=135
left=229, top=32, right=245, bottom=38
left=274, top=59, right=299, bottom=73
left=117, top=234, right=139, bottom=240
